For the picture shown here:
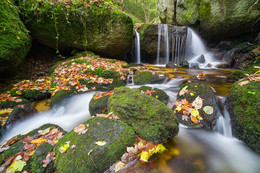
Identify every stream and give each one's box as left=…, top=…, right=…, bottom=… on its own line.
left=1, top=68, right=259, bottom=173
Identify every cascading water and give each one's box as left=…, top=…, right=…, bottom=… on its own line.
left=185, top=28, right=221, bottom=68
left=1, top=76, right=259, bottom=172
left=171, top=28, right=187, bottom=66
left=157, top=24, right=169, bottom=65
left=135, top=29, right=141, bottom=64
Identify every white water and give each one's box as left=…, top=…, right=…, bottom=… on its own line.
left=1, top=79, right=259, bottom=172
left=157, top=24, right=169, bottom=65
left=186, top=28, right=221, bottom=68
left=0, top=92, right=95, bottom=144
left=135, top=29, right=141, bottom=64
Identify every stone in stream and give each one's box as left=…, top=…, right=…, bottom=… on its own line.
left=54, top=117, right=136, bottom=173
left=108, top=87, right=179, bottom=144
left=173, top=82, right=220, bottom=129
left=226, top=80, right=260, bottom=153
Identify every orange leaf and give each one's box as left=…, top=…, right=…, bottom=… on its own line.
left=191, top=116, right=198, bottom=124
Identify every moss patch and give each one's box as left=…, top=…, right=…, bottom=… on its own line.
left=134, top=71, right=163, bottom=85
left=138, top=86, right=169, bottom=105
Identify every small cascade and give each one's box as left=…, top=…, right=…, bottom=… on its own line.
left=156, top=24, right=187, bottom=66
left=215, top=104, right=232, bottom=137
left=135, top=29, right=141, bottom=64
left=157, top=24, right=169, bottom=64
left=127, top=70, right=134, bottom=85
left=185, top=28, right=220, bottom=68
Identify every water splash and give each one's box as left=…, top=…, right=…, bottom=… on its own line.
left=186, top=28, right=221, bottom=68
left=135, top=29, right=141, bottom=64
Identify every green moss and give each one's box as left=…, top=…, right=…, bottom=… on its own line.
left=199, top=0, right=211, bottom=23
left=138, top=86, right=169, bottom=105
left=89, top=95, right=110, bottom=116
left=54, top=117, right=135, bottom=173
left=108, top=87, right=178, bottom=144
left=179, top=0, right=200, bottom=24
left=1, top=141, right=24, bottom=161
left=226, top=81, right=260, bottom=153
left=246, top=63, right=260, bottom=74
left=0, top=0, right=31, bottom=74
left=0, top=98, right=29, bottom=108
left=134, top=71, right=163, bottom=85
left=29, top=143, right=55, bottom=173
left=50, top=89, right=77, bottom=107
left=66, top=58, right=91, bottom=66
left=226, top=70, right=246, bottom=81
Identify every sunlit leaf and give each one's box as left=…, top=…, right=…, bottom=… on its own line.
left=191, top=109, right=199, bottom=117
left=191, top=115, right=198, bottom=124
left=6, top=159, right=26, bottom=173
left=95, top=141, right=106, bottom=146
left=38, top=127, right=51, bottom=135
left=155, top=144, right=166, bottom=154
left=73, top=124, right=88, bottom=135
left=140, top=151, right=149, bottom=162
left=192, top=96, right=203, bottom=109
left=175, top=106, right=182, bottom=112
left=203, top=106, right=214, bottom=115
left=58, top=141, right=70, bottom=153
left=238, top=80, right=250, bottom=86
left=30, top=138, right=46, bottom=146
left=114, top=161, right=125, bottom=172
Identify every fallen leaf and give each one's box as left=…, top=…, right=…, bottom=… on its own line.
left=140, top=151, right=149, bottom=162
left=113, top=161, right=125, bottom=172
left=38, top=127, right=51, bottom=135
left=203, top=106, right=214, bottom=115
left=74, top=124, right=88, bottom=135
left=191, top=115, right=198, bottom=124
left=31, top=138, right=46, bottom=146
left=238, top=80, right=250, bottom=86
left=192, top=96, right=203, bottom=110
left=6, top=157, right=26, bottom=173
left=42, top=152, right=55, bottom=167
left=95, top=141, right=106, bottom=146
left=58, top=141, right=70, bottom=153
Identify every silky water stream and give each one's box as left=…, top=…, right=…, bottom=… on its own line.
left=0, top=69, right=259, bottom=173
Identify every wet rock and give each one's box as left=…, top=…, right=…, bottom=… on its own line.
left=174, top=82, right=220, bottom=129
left=50, top=89, right=77, bottom=107
left=54, top=117, right=135, bottom=173
left=134, top=71, right=164, bottom=85
left=166, top=62, right=179, bottom=68
left=197, top=54, right=205, bottom=63
left=108, top=87, right=179, bottom=143
left=226, top=81, right=260, bottom=153
left=89, top=94, right=110, bottom=116
left=189, top=62, right=200, bottom=69
left=226, top=70, right=246, bottom=82
left=179, top=60, right=189, bottom=68
left=4, top=104, right=38, bottom=130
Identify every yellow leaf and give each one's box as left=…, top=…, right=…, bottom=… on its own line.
left=190, top=93, right=194, bottom=96
left=191, top=109, right=199, bottom=117
left=31, top=138, right=46, bottom=146
left=140, top=151, right=150, bottom=162
left=16, top=36, right=20, bottom=40
left=175, top=106, right=182, bottom=112
left=38, top=127, right=51, bottom=135
left=203, top=106, right=214, bottom=115
left=155, top=144, right=166, bottom=154
left=6, top=160, right=26, bottom=173
left=95, top=141, right=107, bottom=146
left=16, top=90, right=22, bottom=95
left=59, top=142, right=70, bottom=153
left=114, top=161, right=125, bottom=172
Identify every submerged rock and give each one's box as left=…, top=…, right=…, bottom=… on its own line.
left=0, top=0, right=31, bottom=75
left=226, top=80, right=260, bottom=153
left=54, top=117, right=135, bottom=173
left=108, top=87, right=179, bottom=144
left=174, top=82, right=220, bottom=129
left=18, top=0, right=133, bottom=58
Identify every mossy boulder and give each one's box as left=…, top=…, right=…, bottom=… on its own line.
left=138, top=86, right=169, bottom=105
left=0, top=0, right=31, bottom=75
left=54, top=117, right=136, bottom=173
left=134, top=71, right=164, bottom=85
left=50, top=89, right=77, bottom=107
left=0, top=98, right=29, bottom=109
left=108, top=87, right=179, bottom=144
left=226, top=81, right=260, bottom=153
left=18, top=0, right=133, bottom=58
left=174, top=82, right=220, bottom=129
left=11, top=89, right=51, bottom=101
left=89, top=94, right=110, bottom=116
left=226, top=70, right=246, bottom=82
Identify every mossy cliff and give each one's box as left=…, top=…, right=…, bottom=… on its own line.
left=0, top=0, right=31, bottom=75
left=54, top=117, right=136, bottom=173
left=17, top=0, right=133, bottom=58
left=226, top=81, right=260, bottom=153
left=108, top=87, right=179, bottom=144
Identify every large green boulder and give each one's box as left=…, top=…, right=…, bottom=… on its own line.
left=0, top=0, right=31, bottom=75
left=18, top=0, right=133, bottom=58
left=174, top=82, right=220, bottom=129
left=89, top=93, right=111, bottom=116
left=54, top=117, right=135, bottom=173
left=226, top=80, right=260, bottom=153
left=108, top=87, right=179, bottom=144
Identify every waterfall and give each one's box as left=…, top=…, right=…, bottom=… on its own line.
left=135, top=29, right=141, bottom=64
left=157, top=24, right=169, bottom=65
left=185, top=28, right=221, bottom=68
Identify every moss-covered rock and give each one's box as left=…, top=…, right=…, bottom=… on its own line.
left=54, top=117, right=135, bottom=173
left=226, top=70, right=246, bottom=82
left=89, top=94, right=110, bottom=116
left=108, top=87, right=179, bottom=144
left=226, top=81, right=260, bottom=153
left=0, top=98, right=29, bottom=109
left=28, top=143, right=55, bottom=173
left=18, top=0, right=133, bottom=58
left=177, top=0, right=200, bottom=26
left=174, top=82, right=220, bottom=129
left=11, top=89, right=51, bottom=101
left=50, top=89, right=77, bottom=107
left=0, top=0, right=31, bottom=75
left=138, top=86, right=169, bottom=105
left=134, top=71, right=163, bottom=85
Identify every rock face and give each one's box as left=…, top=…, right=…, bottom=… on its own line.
left=226, top=80, right=260, bottom=153
left=54, top=117, right=135, bottom=173
left=108, top=87, right=179, bottom=144
left=174, top=82, right=220, bottom=129
left=18, top=0, right=133, bottom=58
left=137, top=24, right=187, bottom=63
left=0, top=0, right=31, bottom=75
left=157, top=0, right=260, bottom=40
